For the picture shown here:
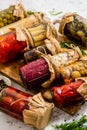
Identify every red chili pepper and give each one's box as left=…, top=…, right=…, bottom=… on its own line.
left=0, top=30, right=27, bottom=63
left=52, top=80, right=84, bottom=106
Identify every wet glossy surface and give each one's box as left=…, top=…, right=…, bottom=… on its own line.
left=0, top=0, right=87, bottom=130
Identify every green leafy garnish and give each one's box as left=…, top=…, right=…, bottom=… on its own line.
left=80, top=49, right=87, bottom=55
left=27, top=11, right=34, bottom=15
left=53, top=116, right=87, bottom=130
left=60, top=41, right=87, bottom=55
left=49, top=9, right=62, bottom=16
left=27, top=11, right=40, bottom=15
left=60, top=41, right=73, bottom=49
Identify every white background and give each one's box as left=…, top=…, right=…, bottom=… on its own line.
left=0, top=0, right=87, bottom=130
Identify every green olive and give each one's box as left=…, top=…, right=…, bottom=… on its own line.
left=0, top=17, right=2, bottom=22
left=11, top=16, right=16, bottom=22
left=76, top=30, right=84, bottom=37
left=0, top=13, right=5, bottom=18
left=7, top=20, right=12, bottom=24
left=0, top=22, right=4, bottom=27
left=7, top=8, right=13, bottom=14
left=5, top=14, right=11, bottom=19
left=80, top=70, right=86, bottom=76
left=3, top=18, right=7, bottom=24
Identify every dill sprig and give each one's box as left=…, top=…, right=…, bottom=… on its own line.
left=53, top=116, right=87, bottom=130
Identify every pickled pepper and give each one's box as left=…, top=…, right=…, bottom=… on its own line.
left=0, top=6, right=58, bottom=63
left=59, top=13, right=87, bottom=47
left=52, top=80, right=84, bottom=107
left=0, top=30, right=27, bottom=63
left=0, top=79, right=54, bottom=129
left=0, top=23, right=51, bottom=63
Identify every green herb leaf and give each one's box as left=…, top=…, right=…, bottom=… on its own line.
left=27, top=11, right=40, bottom=15
left=27, top=11, right=34, bottom=15
left=80, top=49, right=87, bottom=55
left=49, top=9, right=62, bottom=16
left=60, top=41, right=73, bottom=49
left=60, top=41, right=87, bottom=56
left=53, top=116, right=87, bottom=130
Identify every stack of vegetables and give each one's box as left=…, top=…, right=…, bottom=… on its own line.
left=0, top=79, right=54, bottom=130
left=19, top=12, right=87, bottom=114
left=0, top=2, right=87, bottom=129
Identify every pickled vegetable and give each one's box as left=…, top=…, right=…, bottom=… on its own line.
left=0, top=79, right=32, bottom=119
left=24, top=46, right=48, bottom=63
left=28, top=23, right=47, bottom=48
left=20, top=58, right=50, bottom=90
left=60, top=58, right=87, bottom=83
left=0, top=13, right=44, bottom=34
left=59, top=13, right=87, bottom=47
left=0, top=23, right=52, bottom=63
left=0, top=30, right=27, bottom=63
left=0, top=3, right=27, bottom=28
left=23, top=42, right=58, bottom=63
left=0, top=79, right=54, bottom=129
left=52, top=80, right=83, bottom=106
left=20, top=49, right=81, bottom=89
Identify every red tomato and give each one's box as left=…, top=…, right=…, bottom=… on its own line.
left=4, top=87, right=17, bottom=98
left=11, top=100, right=26, bottom=114
left=2, top=96, right=14, bottom=106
